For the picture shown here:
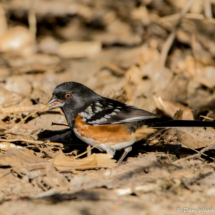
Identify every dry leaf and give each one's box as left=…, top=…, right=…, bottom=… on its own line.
left=185, top=56, right=214, bottom=88
left=153, top=96, right=193, bottom=120
left=0, top=142, right=23, bottom=150
left=0, top=148, right=45, bottom=167
left=131, top=6, right=149, bottom=25
left=0, top=86, right=23, bottom=108
left=4, top=76, right=32, bottom=96
left=0, top=3, right=7, bottom=37
left=1, top=104, right=47, bottom=114
left=53, top=150, right=117, bottom=171
left=177, top=127, right=215, bottom=149
left=93, top=19, right=141, bottom=46
left=38, top=36, right=59, bottom=55
left=0, top=26, right=35, bottom=56
left=126, top=65, right=142, bottom=85
left=174, top=109, right=183, bottom=120
left=0, top=120, right=7, bottom=130
left=59, top=41, right=101, bottom=58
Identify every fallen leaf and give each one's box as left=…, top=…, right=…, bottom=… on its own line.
left=0, top=120, right=7, bottom=130
left=4, top=76, right=32, bottom=96
left=0, top=3, right=7, bottom=37
left=153, top=96, right=193, bottom=120
left=177, top=127, right=215, bottom=149
left=0, top=148, right=46, bottom=167
left=0, top=142, right=24, bottom=151
left=53, top=150, right=117, bottom=171
left=59, top=41, right=101, bottom=58
left=0, top=86, right=23, bottom=108
left=0, top=26, right=35, bottom=56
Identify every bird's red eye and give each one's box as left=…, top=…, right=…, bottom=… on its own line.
left=65, top=93, right=71, bottom=98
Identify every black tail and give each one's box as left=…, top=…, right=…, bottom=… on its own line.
left=152, top=120, right=215, bottom=128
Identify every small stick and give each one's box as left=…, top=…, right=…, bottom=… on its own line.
left=160, top=0, right=195, bottom=67
left=28, top=0, right=37, bottom=36
left=74, top=139, right=107, bottom=159
left=18, top=105, right=50, bottom=126
left=0, top=138, right=63, bottom=146
left=87, top=145, right=91, bottom=157
left=0, top=138, right=44, bottom=144
left=5, top=162, right=51, bottom=171
left=204, top=0, right=212, bottom=18
left=120, top=75, right=131, bottom=94
left=174, top=143, right=215, bottom=164
left=200, top=115, right=214, bottom=121
left=97, top=61, right=126, bottom=74
left=167, top=151, right=173, bottom=164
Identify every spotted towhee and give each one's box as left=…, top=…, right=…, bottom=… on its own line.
left=48, top=82, right=215, bottom=165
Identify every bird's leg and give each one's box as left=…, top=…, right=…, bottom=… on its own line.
left=117, top=146, right=132, bottom=166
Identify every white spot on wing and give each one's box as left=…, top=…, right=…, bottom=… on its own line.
left=80, top=112, right=87, bottom=118
left=95, top=101, right=102, bottom=107
left=86, top=106, right=93, bottom=114
left=110, top=112, right=117, bottom=116
left=89, top=117, right=107, bottom=124
left=80, top=111, right=94, bottom=120
left=86, top=114, right=94, bottom=119
left=100, top=118, right=107, bottom=122
left=95, top=106, right=102, bottom=112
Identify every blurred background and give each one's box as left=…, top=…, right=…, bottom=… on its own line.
left=1, top=1, right=215, bottom=214
left=1, top=0, right=215, bottom=124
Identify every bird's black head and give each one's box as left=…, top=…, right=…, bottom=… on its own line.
left=47, top=82, right=99, bottom=125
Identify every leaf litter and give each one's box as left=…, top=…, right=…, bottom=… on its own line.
left=1, top=0, right=215, bottom=214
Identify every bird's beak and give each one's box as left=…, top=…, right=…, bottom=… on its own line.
left=47, top=96, right=65, bottom=111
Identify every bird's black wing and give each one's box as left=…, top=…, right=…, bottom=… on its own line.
left=79, top=98, right=215, bottom=128
left=80, top=98, right=159, bottom=126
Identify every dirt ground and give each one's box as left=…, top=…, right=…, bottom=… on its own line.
left=1, top=0, right=215, bottom=214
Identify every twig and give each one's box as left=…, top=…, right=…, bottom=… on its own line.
left=0, top=138, right=63, bottom=147
left=97, top=61, right=126, bottom=74
left=0, top=138, right=44, bottom=144
left=160, top=0, right=195, bottom=67
left=167, top=151, right=173, bottom=164
left=4, top=162, right=51, bottom=171
left=1, top=104, right=48, bottom=114
left=200, top=115, right=214, bottom=121
left=178, top=139, right=214, bottom=161
left=204, top=0, right=212, bottom=18
left=57, top=165, right=113, bottom=172
left=160, top=13, right=215, bottom=24
left=160, top=13, right=203, bottom=23
left=174, top=143, right=215, bottom=164
left=74, top=139, right=107, bottom=159
left=120, top=75, right=131, bottom=94
left=18, top=104, right=50, bottom=126
left=87, top=145, right=91, bottom=157
left=28, top=0, right=37, bottom=36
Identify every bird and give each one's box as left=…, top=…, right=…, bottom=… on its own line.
left=47, top=82, right=215, bottom=165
